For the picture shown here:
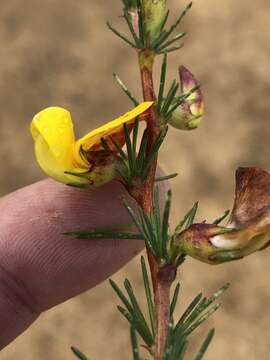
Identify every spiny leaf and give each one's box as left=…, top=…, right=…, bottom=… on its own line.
left=174, top=202, right=199, bottom=235
left=158, top=32, right=187, bottom=52
left=141, top=257, right=156, bottom=336
left=109, top=279, right=133, bottom=313
left=155, top=173, right=178, bottom=182
left=71, top=346, right=89, bottom=360
left=157, top=53, right=168, bottom=112
left=184, top=304, right=221, bottom=335
left=107, top=22, right=136, bottom=47
left=130, top=327, right=140, bottom=360
left=113, top=73, right=139, bottom=106
left=153, top=2, right=192, bottom=49
left=65, top=230, right=144, bottom=240
left=194, top=329, right=215, bottom=360
left=162, top=80, right=179, bottom=115
left=213, top=210, right=230, bottom=225
left=157, top=43, right=184, bottom=54
left=170, top=282, right=181, bottom=317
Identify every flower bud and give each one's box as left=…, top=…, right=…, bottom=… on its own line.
left=175, top=167, right=270, bottom=264
left=142, top=0, right=167, bottom=40
left=168, top=66, right=204, bottom=131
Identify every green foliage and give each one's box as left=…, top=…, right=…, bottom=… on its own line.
left=163, top=284, right=229, bottom=359
left=213, top=210, right=231, bottom=225
left=71, top=346, right=89, bottom=360
left=65, top=229, right=144, bottom=240
left=110, top=273, right=154, bottom=347
left=108, top=259, right=229, bottom=359
left=108, top=1, right=192, bottom=54
left=101, top=120, right=168, bottom=187
left=123, top=189, right=173, bottom=261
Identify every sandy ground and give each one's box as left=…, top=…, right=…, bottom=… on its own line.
left=0, top=0, right=270, bottom=359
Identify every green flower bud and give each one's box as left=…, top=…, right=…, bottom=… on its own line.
left=175, top=167, right=270, bottom=264
left=169, top=66, right=204, bottom=131
left=142, top=0, right=167, bottom=39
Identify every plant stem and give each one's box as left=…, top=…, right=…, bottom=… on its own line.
left=132, top=48, right=176, bottom=360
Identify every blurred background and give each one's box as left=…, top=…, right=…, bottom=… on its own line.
left=1, top=0, right=270, bottom=358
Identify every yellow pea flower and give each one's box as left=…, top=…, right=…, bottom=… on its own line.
left=31, top=102, right=153, bottom=186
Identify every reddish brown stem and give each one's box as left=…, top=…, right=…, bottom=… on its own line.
left=131, top=49, right=175, bottom=360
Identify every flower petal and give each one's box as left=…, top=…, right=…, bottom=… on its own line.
left=31, top=107, right=88, bottom=184
left=73, top=101, right=153, bottom=167
left=230, top=167, right=270, bottom=228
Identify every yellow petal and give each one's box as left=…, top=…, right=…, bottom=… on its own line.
left=74, top=101, right=153, bottom=167
left=31, top=107, right=88, bottom=184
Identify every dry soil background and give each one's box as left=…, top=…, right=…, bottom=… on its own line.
left=0, top=0, right=270, bottom=359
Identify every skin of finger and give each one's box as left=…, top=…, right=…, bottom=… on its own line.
left=0, top=175, right=169, bottom=348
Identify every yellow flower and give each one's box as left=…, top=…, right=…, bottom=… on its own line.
left=31, top=102, right=153, bottom=186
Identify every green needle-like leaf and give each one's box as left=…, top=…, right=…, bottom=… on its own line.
left=107, top=22, right=136, bottom=47
left=170, top=282, right=181, bottom=317
left=184, top=303, right=221, bottom=335
left=158, top=43, right=184, bottom=54
left=123, top=199, right=142, bottom=232
left=153, top=2, right=192, bottom=49
left=194, top=329, right=215, bottom=360
left=124, top=279, right=154, bottom=346
left=157, top=32, right=187, bottom=52
left=142, top=127, right=168, bottom=180
left=213, top=210, right=230, bottom=225
left=107, top=135, right=127, bottom=160
left=185, top=202, right=198, bottom=228
left=113, top=73, right=139, bottom=106
left=174, top=201, right=199, bottom=235
left=65, top=230, right=144, bottom=240
left=130, top=327, right=140, bottom=360
left=141, top=257, right=156, bottom=336
left=124, top=123, right=136, bottom=173
left=178, top=340, right=189, bottom=360
left=137, top=129, right=148, bottom=172
left=202, top=283, right=230, bottom=309
left=132, top=118, right=139, bottom=153
left=162, top=190, right=172, bottom=254
left=109, top=279, right=133, bottom=313
left=157, top=54, right=168, bottom=113
left=71, top=346, right=89, bottom=360
left=177, top=293, right=203, bottom=326
left=117, top=305, right=133, bottom=323
left=153, top=188, right=163, bottom=254
left=162, top=80, right=179, bottom=116
left=160, top=10, right=170, bottom=32
left=155, top=173, right=178, bottom=182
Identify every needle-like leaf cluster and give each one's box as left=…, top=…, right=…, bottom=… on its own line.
left=107, top=1, right=192, bottom=54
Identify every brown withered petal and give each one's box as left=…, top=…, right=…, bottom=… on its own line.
left=176, top=167, right=270, bottom=265
left=231, top=167, right=270, bottom=228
